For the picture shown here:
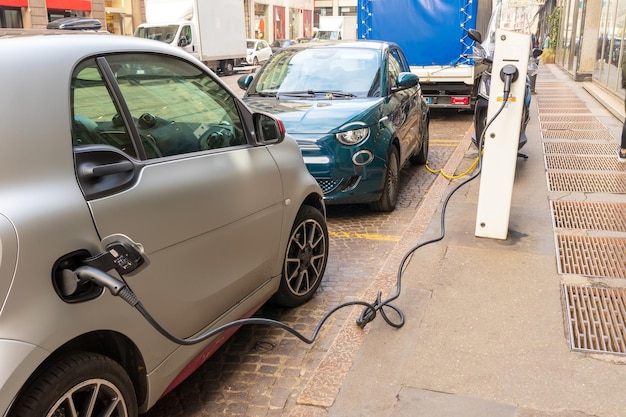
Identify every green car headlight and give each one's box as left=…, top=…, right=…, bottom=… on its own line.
left=335, top=126, right=370, bottom=145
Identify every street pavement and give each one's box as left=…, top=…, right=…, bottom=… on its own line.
left=290, top=64, right=626, bottom=416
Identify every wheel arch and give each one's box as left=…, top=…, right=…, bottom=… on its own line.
left=11, top=330, right=148, bottom=413
left=302, top=192, right=326, bottom=218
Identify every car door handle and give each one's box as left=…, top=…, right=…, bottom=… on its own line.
left=79, top=161, right=134, bottom=178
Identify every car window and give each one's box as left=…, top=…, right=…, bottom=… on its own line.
left=387, top=51, right=402, bottom=92
left=389, top=48, right=408, bottom=72
left=71, top=54, right=247, bottom=159
left=181, top=25, right=192, bottom=44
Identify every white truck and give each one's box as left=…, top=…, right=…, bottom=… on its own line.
left=314, top=16, right=357, bottom=41
left=357, top=0, right=492, bottom=109
left=133, top=0, right=246, bottom=75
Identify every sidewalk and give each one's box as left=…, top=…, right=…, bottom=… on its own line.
left=291, top=63, right=626, bottom=417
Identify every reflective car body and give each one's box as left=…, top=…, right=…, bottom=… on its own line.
left=238, top=41, right=430, bottom=212
left=245, top=38, right=272, bottom=65
left=0, top=30, right=327, bottom=416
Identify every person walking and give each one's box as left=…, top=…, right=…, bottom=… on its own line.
left=620, top=53, right=626, bottom=162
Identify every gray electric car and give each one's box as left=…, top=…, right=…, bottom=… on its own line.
left=0, top=30, right=328, bottom=416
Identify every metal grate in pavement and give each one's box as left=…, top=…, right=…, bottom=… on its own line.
left=550, top=201, right=626, bottom=232
left=538, top=107, right=592, bottom=114
left=545, top=155, right=626, bottom=171
left=556, top=235, right=626, bottom=279
left=543, top=142, right=617, bottom=155
left=537, top=96, right=583, bottom=101
left=547, top=172, right=626, bottom=193
left=564, top=284, right=626, bottom=355
left=540, top=121, right=606, bottom=130
left=541, top=130, right=614, bottom=141
left=540, top=115, right=599, bottom=123
left=537, top=101, right=587, bottom=109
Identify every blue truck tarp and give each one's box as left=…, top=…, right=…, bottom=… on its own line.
left=358, top=0, right=478, bottom=67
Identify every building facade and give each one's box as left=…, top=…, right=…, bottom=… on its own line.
left=0, top=0, right=317, bottom=41
left=542, top=0, right=626, bottom=104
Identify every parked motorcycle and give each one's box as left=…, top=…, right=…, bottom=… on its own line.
left=468, top=23, right=542, bottom=156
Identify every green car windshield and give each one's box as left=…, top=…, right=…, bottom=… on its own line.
left=251, top=47, right=381, bottom=98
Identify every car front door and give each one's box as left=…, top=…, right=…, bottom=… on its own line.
left=71, top=53, right=284, bottom=337
left=385, top=47, right=420, bottom=162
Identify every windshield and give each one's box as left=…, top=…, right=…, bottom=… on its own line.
left=250, top=47, right=381, bottom=98
left=134, top=25, right=179, bottom=43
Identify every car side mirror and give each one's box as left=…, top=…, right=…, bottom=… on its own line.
left=532, top=48, right=543, bottom=58
left=238, top=74, right=254, bottom=90
left=468, top=29, right=482, bottom=44
left=394, top=72, right=419, bottom=91
left=253, top=112, right=285, bottom=144
left=178, top=36, right=188, bottom=47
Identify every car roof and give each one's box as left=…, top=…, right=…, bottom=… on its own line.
left=0, top=30, right=192, bottom=63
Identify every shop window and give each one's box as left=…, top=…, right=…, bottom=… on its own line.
left=0, top=7, right=22, bottom=28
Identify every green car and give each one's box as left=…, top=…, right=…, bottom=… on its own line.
left=239, top=40, right=430, bottom=212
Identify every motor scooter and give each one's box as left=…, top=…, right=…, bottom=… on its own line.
left=468, top=12, right=542, bottom=157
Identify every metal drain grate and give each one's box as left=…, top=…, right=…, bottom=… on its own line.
left=537, top=102, right=587, bottom=109
left=541, top=121, right=606, bottom=130
left=556, top=235, right=626, bottom=279
left=538, top=107, right=592, bottom=114
left=542, top=130, right=615, bottom=141
left=540, top=115, right=599, bottom=123
left=537, top=96, right=583, bottom=101
left=545, top=155, right=625, bottom=171
left=564, top=284, right=626, bottom=355
left=547, top=172, right=626, bottom=193
left=543, top=142, right=617, bottom=155
left=551, top=201, right=626, bottom=231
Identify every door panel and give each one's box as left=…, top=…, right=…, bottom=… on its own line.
left=88, top=147, right=283, bottom=336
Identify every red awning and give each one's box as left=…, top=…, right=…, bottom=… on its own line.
left=46, top=0, right=91, bottom=11
left=0, top=0, right=28, bottom=7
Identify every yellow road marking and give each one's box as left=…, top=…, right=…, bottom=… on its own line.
left=329, top=231, right=401, bottom=242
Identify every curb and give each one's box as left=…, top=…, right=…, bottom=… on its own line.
left=289, top=125, right=476, bottom=416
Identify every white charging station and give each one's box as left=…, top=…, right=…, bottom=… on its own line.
left=475, top=29, right=530, bottom=240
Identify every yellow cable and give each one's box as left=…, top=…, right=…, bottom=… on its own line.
left=425, top=155, right=480, bottom=180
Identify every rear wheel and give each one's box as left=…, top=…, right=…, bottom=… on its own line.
left=9, top=352, right=137, bottom=417
left=253, top=56, right=260, bottom=66
left=369, top=146, right=399, bottom=212
left=273, top=205, right=328, bottom=307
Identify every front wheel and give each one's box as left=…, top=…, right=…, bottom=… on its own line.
left=9, top=352, right=137, bottom=417
left=369, top=146, right=400, bottom=212
left=273, top=205, right=328, bottom=307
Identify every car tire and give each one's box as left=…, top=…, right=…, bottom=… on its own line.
left=221, top=60, right=234, bottom=76
left=8, top=352, right=137, bottom=417
left=410, top=118, right=429, bottom=165
left=273, top=205, right=328, bottom=307
left=473, top=102, right=488, bottom=150
left=253, top=57, right=259, bottom=66
left=369, top=146, right=400, bottom=212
